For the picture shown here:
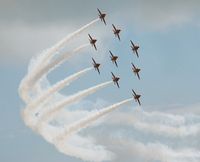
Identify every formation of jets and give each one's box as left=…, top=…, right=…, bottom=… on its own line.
left=89, top=8, right=142, bottom=106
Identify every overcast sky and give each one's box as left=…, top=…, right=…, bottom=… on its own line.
left=1, top=0, right=200, bottom=162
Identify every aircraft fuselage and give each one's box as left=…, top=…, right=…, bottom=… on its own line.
left=94, top=64, right=100, bottom=68
left=113, top=77, right=119, bottom=82
left=111, top=56, right=118, bottom=61
left=99, top=14, right=106, bottom=19
left=90, top=39, right=97, bottom=44
left=133, top=68, right=140, bottom=73
left=132, top=46, right=139, bottom=51
left=114, top=29, right=121, bottom=34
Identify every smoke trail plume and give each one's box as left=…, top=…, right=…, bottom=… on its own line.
left=111, top=138, right=200, bottom=162
left=42, top=18, right=99, bottom=62
left=19, top=18, right=99, bottom=101
left=19, top=44, right=89, bottom=103
left=35, top=81, right=113, bottom=129
left=55, top=98, right=132, bottom=142
left=19, top=18, right=99, bottom=102
left=108, top=110, right=200, bottom=137
left=28, top=18, right=99, bottom=75
left=28, top=44, right=89, bottom=87
left=26, top=67, right=92, bottom=111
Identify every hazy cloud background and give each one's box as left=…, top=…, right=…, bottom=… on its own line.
left=1, top=0, right=200, bottom=64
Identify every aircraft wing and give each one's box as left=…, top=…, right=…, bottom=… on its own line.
left=130, top=40, right=134, bottom=46
left=92, top=58, right=96, bottom=64
left=111, top=72, right=115, bottom=77
left=116, top=81, right=120, bottom=88
left=109, top=51, right=113, bottom=57
left=112, top=24, right=117, bottom=31
left=131, top=62, right=136, bottom=69
left=102, top=18, right=106, bottom=25
left=93, top=43, right=97, bottom=50
left=114, top=61, right=118, bottom=67
left=136, top=72, right=140, bottom=80
left=117, top=34, right=120, bottom=41
left=137, top=98, right=141, bottom=105
left=135, top=50, right=139, bottom=58
left=97, top=8, right=102, bottom=15
left=88, top=34, right=92, bottom=40
left=97, top=67, right=100, bottom=74
left=132, top=89, right=137, bottom=96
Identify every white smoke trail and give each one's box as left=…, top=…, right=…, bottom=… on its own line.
left=35, top=81, right=113, bottom=129
left=107, top=110, right=200, bottom=137
left=28, top=18, right=99, bottom=75
left=55, top=98, right=132, bottom=142
left=19, top=18, right=99, bottom=101
left=132, top=121, right=200, bottom=137
left=19, top=18, right=99, bottom=100
left=41, top=18, right=99, bottom=62
left=28, top=43, right=89, bottom=86
left=26, top=67, right=92, bottom=111
left=55, top=135, right=115, bottom=162
left=133, top=110, right=200, bottom=137
left=19, top=44, right=89, bottom=103
left=113, top=138, right=200, bottom=162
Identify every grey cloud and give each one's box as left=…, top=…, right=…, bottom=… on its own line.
left=0, top=23, right=76, bottom=64
left=0, top=0, right=118, bottom=24
left=1, top=0, right=200, bottom=64
left=1, top=0, right=200, bottom=25
left=83, top=106, right=200, bottom=162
